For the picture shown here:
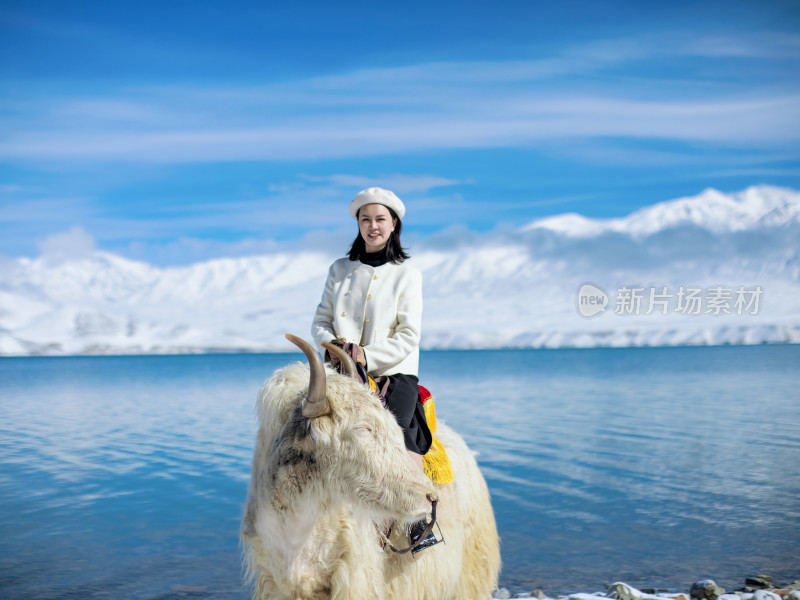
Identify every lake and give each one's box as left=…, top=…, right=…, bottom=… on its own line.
left=1, top=345, right=798, bottom=598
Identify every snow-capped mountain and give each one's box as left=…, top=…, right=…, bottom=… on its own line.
left=523, top=185, right=800, bottom=237
left=1, top=185, right=798, bottom=355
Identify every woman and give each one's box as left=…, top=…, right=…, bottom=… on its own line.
left=311, top=187, right=432, bottom=467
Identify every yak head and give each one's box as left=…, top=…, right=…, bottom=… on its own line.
left=255, top=334, right=436, bottom=524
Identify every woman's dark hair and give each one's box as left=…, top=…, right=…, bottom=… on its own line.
left=347, top=206, right=410, bottom=263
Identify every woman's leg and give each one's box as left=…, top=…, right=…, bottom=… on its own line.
left=382, top=374, right=432, bottom=456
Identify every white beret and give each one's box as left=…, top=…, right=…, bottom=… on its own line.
left=349, top=187, right=406, bottom=220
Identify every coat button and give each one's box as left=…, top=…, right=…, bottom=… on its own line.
left=367, top=294, right=372, bottom=300
left=341, top=312, right=347, bottom=317
left=346, top=289, right=352, bottom=295
left=373, top=275, right=378, bottom=280
left=353, top=269, right=358, bottom=274
left=365, top=318, right=370, bottom=323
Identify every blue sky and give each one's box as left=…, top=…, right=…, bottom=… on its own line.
left=1, top=0, right=799, bottom=265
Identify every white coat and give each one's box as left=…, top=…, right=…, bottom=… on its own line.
left=311, top=257, right=422, bottom=377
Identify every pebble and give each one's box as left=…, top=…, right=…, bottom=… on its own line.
left=608, top=581, right=676, bottom=600
left=691, top=580, right=726, bottom=600
left=493, top=578, right=799, bottom=600
left=747, top=578, right=776, bottom=590
left=609, top=582, right=645, bottom=600
left=753, top=591, right=782, bottom=600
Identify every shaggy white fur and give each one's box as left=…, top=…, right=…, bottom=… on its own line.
left=242, top=361, right=500, bottom=600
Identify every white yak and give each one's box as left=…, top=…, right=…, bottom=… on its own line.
left=241, top=334, right=500, bottom=600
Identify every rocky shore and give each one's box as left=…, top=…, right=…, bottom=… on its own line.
left=493, top=576, right=800, bottom=600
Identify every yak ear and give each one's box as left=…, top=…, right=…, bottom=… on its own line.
left=321, top=342, right=358, bottom=379
left=285, top=334, right=331, bottom=419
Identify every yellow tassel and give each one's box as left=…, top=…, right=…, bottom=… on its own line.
left=423, top=436, right=454, bottom=484
left=421, top=396, right=454, bottom=485
left=423, top=395, right=438, bottom=433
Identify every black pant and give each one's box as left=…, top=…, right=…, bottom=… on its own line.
left=383, top=374, right=432, bottom=455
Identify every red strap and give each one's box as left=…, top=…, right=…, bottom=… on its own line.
left=418, top=385, right=432, bottom=405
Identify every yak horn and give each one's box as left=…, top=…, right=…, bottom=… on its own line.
left=321, top=341, right=358, bottom=379
left=285, top=334, right=331, bottom=419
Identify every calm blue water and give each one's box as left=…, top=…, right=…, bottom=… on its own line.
left=1, top=346, right=798, bottom=599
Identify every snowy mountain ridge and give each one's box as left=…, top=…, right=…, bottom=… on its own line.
left=522, top=185, right=800, bottom=237
left=1, top=185, right=799, bottom=356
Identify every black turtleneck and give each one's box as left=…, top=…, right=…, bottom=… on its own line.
left=359, top=246, right=389, bottom=267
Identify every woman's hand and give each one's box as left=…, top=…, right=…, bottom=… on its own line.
left=327, top=338, right=364, bottom=367
left=327, top=337, right=347, bottom=366
left=355, top=345, right=366, bottom=366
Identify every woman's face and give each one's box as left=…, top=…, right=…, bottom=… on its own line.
left=358, top=203, right=397, bottom=252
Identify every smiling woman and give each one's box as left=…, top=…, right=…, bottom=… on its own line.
left=358, top=204, right=395, bottom=253
left=311, top=186, right=430, bottom=464
left=347, top=187, right=410, bottom=263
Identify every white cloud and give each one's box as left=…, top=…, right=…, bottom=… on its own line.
left=702, top=168, right=800, bottom=178
left=0, top=173, right=473, bottom=264
left=3, top=92, right=797, bottom=164
left=36, top=226, right=96, bottom=259
left=125, top=236, right=289, bottom=267
left=0, top=195, right=91, bottom=223
left=299, top=174, right=468, bottom=194
left=680, top=32, right=800, bottom=59
left=1, top=32, right=798, bottom=165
